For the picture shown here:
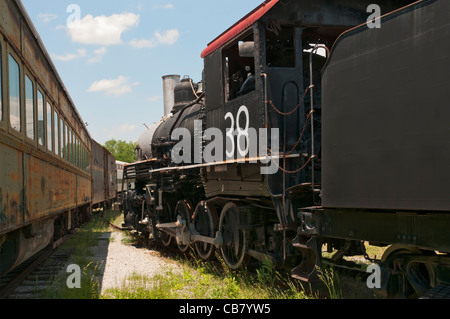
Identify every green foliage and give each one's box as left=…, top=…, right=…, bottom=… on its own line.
left=104, top=139, right=137, bottom=163
left=316, top=266, right=343, bottom=299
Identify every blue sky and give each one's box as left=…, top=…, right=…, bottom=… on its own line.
left=21, top=0, right=263, bottom=145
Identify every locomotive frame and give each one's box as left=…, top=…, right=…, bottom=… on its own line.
left=123, top=0, right=450, bottom=298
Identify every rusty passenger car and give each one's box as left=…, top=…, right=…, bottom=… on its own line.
left=0, top=0, right=116, bottom=275
left=92, top=140, right=117, bottom=210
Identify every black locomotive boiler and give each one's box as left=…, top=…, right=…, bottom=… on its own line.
left=123, top=0, right=450, bottom=298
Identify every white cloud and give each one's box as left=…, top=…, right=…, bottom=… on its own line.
left=130, top=29, right=179, bottom=49
left=52, top=47, right=107, bottom=63
left=53, top=48, right=87, bottom=61
left=117, top=123, right=138, bottom=134
left=154, top=3, right=174, bottom=9
left=39, top=13, right=58, bottom=23
left=104, top=123, right=139, bottom=140
left=129, top=38, right=157, bottom=49
left=88, top=47, right=107, bottom=63
left=87, top=76, right=139, bottom=96
left=94, top=47, right=107, bottom=56
left=148, top=95, right=163, bottom=103
left=155, top=29, right=179, bottom=45
left=67, top=12, right=140, bottom=46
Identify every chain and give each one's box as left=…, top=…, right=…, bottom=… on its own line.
left=272, top=156, right=313, bottom=174
left=266, top=85, right=314, bottom=116
left=363, top=251, right=381, bottom=265
left=264, top=85, right=316, bottom=174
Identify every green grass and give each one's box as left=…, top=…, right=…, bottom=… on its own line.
left=41, top=210, right=122, bottom=299
left=40, top=210, right=380, bottom=299
left=102, top=251, right=314, bottom=300
left=100, top=238, right=381, bottom=300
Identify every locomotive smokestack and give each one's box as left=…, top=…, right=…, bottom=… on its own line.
left=162, top=75, right=181, bottom=116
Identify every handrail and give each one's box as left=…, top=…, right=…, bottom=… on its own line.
left=309, top=44, right=330, bottom=195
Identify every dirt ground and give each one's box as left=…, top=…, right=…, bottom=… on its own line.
left=90, top=226, right=182, bottom=296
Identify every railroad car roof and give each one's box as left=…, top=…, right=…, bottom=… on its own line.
left=201, top=0, right=279, bottom=58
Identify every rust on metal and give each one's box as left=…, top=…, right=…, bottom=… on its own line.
left=0, top=0, right=115, bottom=276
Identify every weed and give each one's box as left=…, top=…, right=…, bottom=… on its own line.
left=316, top=266, right=342, bottom=299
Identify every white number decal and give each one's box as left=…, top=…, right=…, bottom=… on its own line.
left=224, top=105, right=250, bottom=159
left=236, top=106, right=250, bottom=157
left=224, top=111, right=235, bottom=159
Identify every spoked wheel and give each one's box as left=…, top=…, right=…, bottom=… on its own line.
left=174, top=200, right=193, bottom=253
left=219, top=202, right=248, bottom=270
left=193, top=201, right=218, bottom=261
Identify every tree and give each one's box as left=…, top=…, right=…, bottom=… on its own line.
left=104, top=139, right=137, bottom=163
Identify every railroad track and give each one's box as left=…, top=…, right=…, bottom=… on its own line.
left=0, top=231, right=76, bottom=299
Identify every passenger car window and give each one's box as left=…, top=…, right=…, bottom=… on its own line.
left=0, top=45, right=2, bottom=122
left=25, top=75, right=35, bottom=140
left=64, top=124, right=68, bottom=161
left=60, top=117, right=64, bottom=158
left=75, top=137, right=79, bottom=168
left=9, top=54, right=21, bottom=132
left=47, top=102, right=53, bottom=152
left=54, top=111, right=59, bottom=156
left=37, top=91, right=45, bottom=147
left=68, top=129, right=73, bottom=164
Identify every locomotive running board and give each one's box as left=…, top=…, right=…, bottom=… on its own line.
left=146, top=153, right=302, bottom=174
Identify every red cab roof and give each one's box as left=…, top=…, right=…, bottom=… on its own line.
left=201, top=0, right=279, bottom=59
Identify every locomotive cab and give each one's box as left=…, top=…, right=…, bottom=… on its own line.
left=201, top=0, right=416, bottom=200
left=199, top=14, right=334, bottom=270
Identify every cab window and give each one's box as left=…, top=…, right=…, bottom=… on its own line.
left=223, top=32, right=255, bottom=102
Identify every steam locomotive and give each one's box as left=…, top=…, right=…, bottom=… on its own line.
left=122, top=0, right=450, bottom=298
